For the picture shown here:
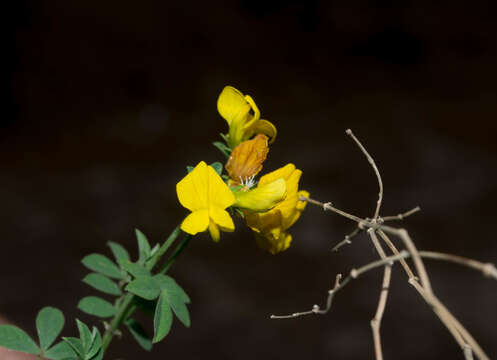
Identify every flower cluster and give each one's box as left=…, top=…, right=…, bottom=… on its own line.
left=176, top=86, right=308, bottom=254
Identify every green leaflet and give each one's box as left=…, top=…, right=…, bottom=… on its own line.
left=81, top=254, right=123, bottom=280
left=152, top=291, right=173, bottom=343
left=44, top=340, right=76, bottom=360
left=78, top=297, right=116, bottom=318
left=125, top=318, right=153, bottom=351
left=0, top=325, right=40, bottom=355
left=125, top=276, right=160, bottom=300
left=36, top=307, right=65, bottom=352
left=135, top=229, right=152, bottom=264
left=107, top=241, right=130, bottom=263
left=82, top=273, right=122, bottom=296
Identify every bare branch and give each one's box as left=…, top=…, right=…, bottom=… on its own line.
left=332, top=227, right=360, bottom=252
left=270, top=251, right=410, bottom=320
left=368, top=229, right=392, bottom=360
left=346, top=129, right=384, bottom=220
left=380, top=206, right=421, bottom=222
left=418, top=251, right=497, bottom=280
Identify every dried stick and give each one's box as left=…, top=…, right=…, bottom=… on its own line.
left=331, top=207, right=421, bottom=252
left=332, top=227, right=360, bottom=252
left=418, top=251, right=497, bottom=280
left=270, top=251, right=411, bottom=319
left=380, top=206, right=421, bottom=222
left=377, top=230, right=485, bottom=360
left=304, top=197, right=491, bottom=359
left=346, top=129, right=383, bottom=220
left=367, top=229, right=392, bottom=360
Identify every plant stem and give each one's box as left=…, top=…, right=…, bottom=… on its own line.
left=159, top=234, right=192, bottom=274
left=101, top=227, right=190, bottom=353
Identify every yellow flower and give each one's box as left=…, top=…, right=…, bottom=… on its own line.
left=244, top=164, right=309, bottom=254
left=176, top=161, right=235, bottom=242
left=217, top=86, right=277, bottom=149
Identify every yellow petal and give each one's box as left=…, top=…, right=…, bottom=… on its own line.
left=207, top=164, right=235, bottom=209
left=225, top=134, right=269, bottom=183
left=209, top=206, right=235, bottom=231
left=245, top=119, right=277, bottom=144
left=181, top=209, right=209, bottom=235
left=176, top=161, right=209, bottom=211
left=208, top=220, right=221, bottom=242
left=255, top=231, right=292, bottom=255
left=234, top=178, right=286, bottom=212
left=217, top=86, right=251, bottom=125
left=258, top=163, right=296, bottom=187
left=244, top=208, right=282, bottom=233
left=243, top=95, right=260, bottom=129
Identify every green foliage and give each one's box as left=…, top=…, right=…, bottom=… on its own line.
left=125, top=276, right=161, bottom=300
left=82, top=273, right=122, bottom=296
left=125, top=319, right=153, bottom=351
left=210, top=162, right=223, bottom=175
left=107, top=241, right=130, bottom=263
left=81, top=254, right=123, bottom=280
left=78, top=297, right=116, bottom=318
left=213, top=141, right=232, bottom=158
left=153, top=291, right=173, bottom=343
left=135, top=229, right=152, bottom=264
left=44, top=340, right=76, bottom=360
left=0, top=325, right=40, bottom=355
left=36, top=307, right=65, bottom=352
left=118, top=259, right=151, bottom=278
left=62, top=337, right=84, bottom=359
left=186, top=165, right=194, bottom=173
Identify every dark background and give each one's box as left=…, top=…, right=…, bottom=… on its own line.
left=3, top=1, right=497, bottom=359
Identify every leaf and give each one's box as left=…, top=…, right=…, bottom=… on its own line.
left=219, top=132, right=229, bottom=144
left=89, top=348, right=103, bottom=360
left=125, top=319, right=153, bottom=351
left=135, top=229, right=151, bottom=263
left=213, top=141, right=231, bottom=159
left=118, top=260, right=151, bottom=278
left=153, top=274, right=191, bottom=304
left=107, top=241, right=130, bottom=263
left=210, top=162, right=223, bottom=175
left=186, top=165, right=194, bottom=173
left=125, top=276, right=160, bottom=300
left=86, top=327, right=101, bottom=360
left=81, top=254, right=123, bottom=280
left=78, top=297, right=116, bottom=318
left=76, top=319, right=92, bottom=355
left=0, top=325, right=40, bottom=355
left=154, top=275, right=190, bottom=327
left=152, top=291, right=173, bottom=343
left=36, top=307, right=65, bottom=352
left=61, top=337, right=83, bottom=359
left=82, top=273, right=122, bottom=296
left=44, top=340, right=76, bottom=360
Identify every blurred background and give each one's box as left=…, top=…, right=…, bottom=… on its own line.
left=3, top=1, right=497, bottom=359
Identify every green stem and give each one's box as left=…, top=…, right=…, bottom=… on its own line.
left=101, top=226, right=189, bottom=353
left=159, top=234, right=192, bottom=274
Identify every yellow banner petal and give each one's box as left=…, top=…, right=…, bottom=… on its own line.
left=176, top=161, right=209, bottom=211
